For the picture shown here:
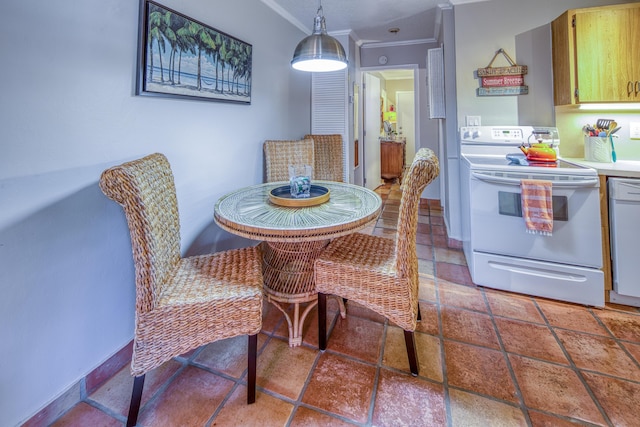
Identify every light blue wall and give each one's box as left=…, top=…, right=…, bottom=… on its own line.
left=0, top=0, right=310, bottom=425
left=454, top=0, right=632, bottom=126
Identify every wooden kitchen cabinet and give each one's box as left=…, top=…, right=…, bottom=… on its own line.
left=380, top=139, right=405, bottom=180
left=552, top=3, right=640, bottom=105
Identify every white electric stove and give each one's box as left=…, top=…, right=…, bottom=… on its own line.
left=459, top=126, right=604, bottom=307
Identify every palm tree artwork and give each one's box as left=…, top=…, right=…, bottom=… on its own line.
left=141, top=1, right=252, bottom=103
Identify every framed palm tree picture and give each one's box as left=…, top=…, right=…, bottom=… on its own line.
left=137, top=0, right=252, bottom=103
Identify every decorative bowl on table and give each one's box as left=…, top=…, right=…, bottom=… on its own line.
left=269, top=185, right=330, bottom=207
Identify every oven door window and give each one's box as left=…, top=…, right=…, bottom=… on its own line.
left=498, top=191, right=568, bottom=221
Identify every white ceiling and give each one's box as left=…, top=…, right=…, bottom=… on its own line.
left=261, top=0, right=490, bottom=46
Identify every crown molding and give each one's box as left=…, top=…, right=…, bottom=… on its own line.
left=260, top=0, right=309, bottom=34
left=361, top=38, right=437, bottom=49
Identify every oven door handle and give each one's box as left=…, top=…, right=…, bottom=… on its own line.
left=471, top=172, right=599, bottom=188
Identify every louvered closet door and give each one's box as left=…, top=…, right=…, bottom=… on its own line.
left=427, top=47, right=445, bottom=119
left=312, top=70, right=348, bottom=182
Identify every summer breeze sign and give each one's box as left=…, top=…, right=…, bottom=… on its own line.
left=476, top=49, right=528, bottom=96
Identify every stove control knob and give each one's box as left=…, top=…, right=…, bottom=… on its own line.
left=473, top=129, right=480, bottom=138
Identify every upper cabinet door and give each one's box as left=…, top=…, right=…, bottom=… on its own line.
left=574, top=6, right=640, bottom=103
left=552, top=3, right=640, bottom=105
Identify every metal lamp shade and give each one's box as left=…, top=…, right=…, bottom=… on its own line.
left=291, top=14, right=347, bottom=72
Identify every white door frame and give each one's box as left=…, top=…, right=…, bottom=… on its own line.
left=359, top=65, right=419, bottom=187
left=396, top=90, right=416, bottom=167
left=363, top=73, right=381, bottom=190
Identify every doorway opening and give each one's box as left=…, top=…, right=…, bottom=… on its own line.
left=360, top=67, right=418, bottom=190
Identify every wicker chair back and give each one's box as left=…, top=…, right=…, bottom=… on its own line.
left=99, top=153, right=181, bottom=315
left=264, top=139, right=315, bottom=182
left=395, top=148, right=440, bottom=279
left=304, top=134, right=345, bottom=182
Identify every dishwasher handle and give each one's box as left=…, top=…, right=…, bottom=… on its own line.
left=609, top=178, right=640, bottom=201
left=471, top=171, right=600, bottom=188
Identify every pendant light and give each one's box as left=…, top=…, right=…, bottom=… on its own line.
left=291, top=3, right=347, bottom=72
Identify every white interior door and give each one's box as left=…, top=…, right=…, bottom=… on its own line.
left=364, top=73, right=381, bottom=190
left=396, top=91, right=415, bottom=167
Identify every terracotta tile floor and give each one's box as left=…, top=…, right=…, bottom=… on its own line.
left=52, top=183, right=640, bottom=426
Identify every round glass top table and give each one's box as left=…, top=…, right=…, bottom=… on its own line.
left=214, top=180, right=382, bottom=346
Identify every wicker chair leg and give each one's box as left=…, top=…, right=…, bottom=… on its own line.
left=126, top=374, right=145, bottom=427
left=318, top=293, right=327, bottom=350
left=403, top=330, right=420, bottom=377
left=247, top=334, right=258, bottom=404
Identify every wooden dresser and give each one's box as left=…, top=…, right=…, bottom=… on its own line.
left=380, top=138, right=406, bottom=180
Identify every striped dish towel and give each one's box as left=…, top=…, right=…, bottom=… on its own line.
left=520, top=179, right=553, bottom=236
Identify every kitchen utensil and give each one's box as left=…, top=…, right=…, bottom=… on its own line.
left=607, top=122, right=619, bottom=163
left=610, top=135, right=617, bottom=162
left=596, top=118, right=614, bottom=131
left=582, top=125, right=589, bottom=136
left=582, top=124, right=597, bottom=136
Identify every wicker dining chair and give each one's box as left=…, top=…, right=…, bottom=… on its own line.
left=99, top=153, right=263, bottom=427
left=304, top=134, right=345, bottom=182
left=314, top=148, right=440, bottom=376
left=263, top=139, right=315, bottom=182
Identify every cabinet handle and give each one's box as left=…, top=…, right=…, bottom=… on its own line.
left=636, top=81, right=640, bottom=96
left=628, top=81, right=634, bottom=96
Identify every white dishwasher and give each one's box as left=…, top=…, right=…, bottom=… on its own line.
left=609, top=178, right=640, bottom=306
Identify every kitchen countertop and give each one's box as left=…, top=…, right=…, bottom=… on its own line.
left=563, top=158, right=640, bottom=178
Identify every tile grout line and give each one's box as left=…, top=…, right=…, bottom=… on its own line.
left=136, top=359, right=191, bottom=426
left=532, top=299, right=615, bottom=427
left=202, top=319, right=280, bottom=425
left=433, top=262, right=454, bottom=427
left=480, top=287, right=533, bottom=427
left=364, top=319, right=389, bottom=427
left=283, top=309, right=345, bottom=426
left=588, top=306, right=640, bottom=372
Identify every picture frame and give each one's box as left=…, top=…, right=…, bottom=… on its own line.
left=136, top=0, right=252, bottom=104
